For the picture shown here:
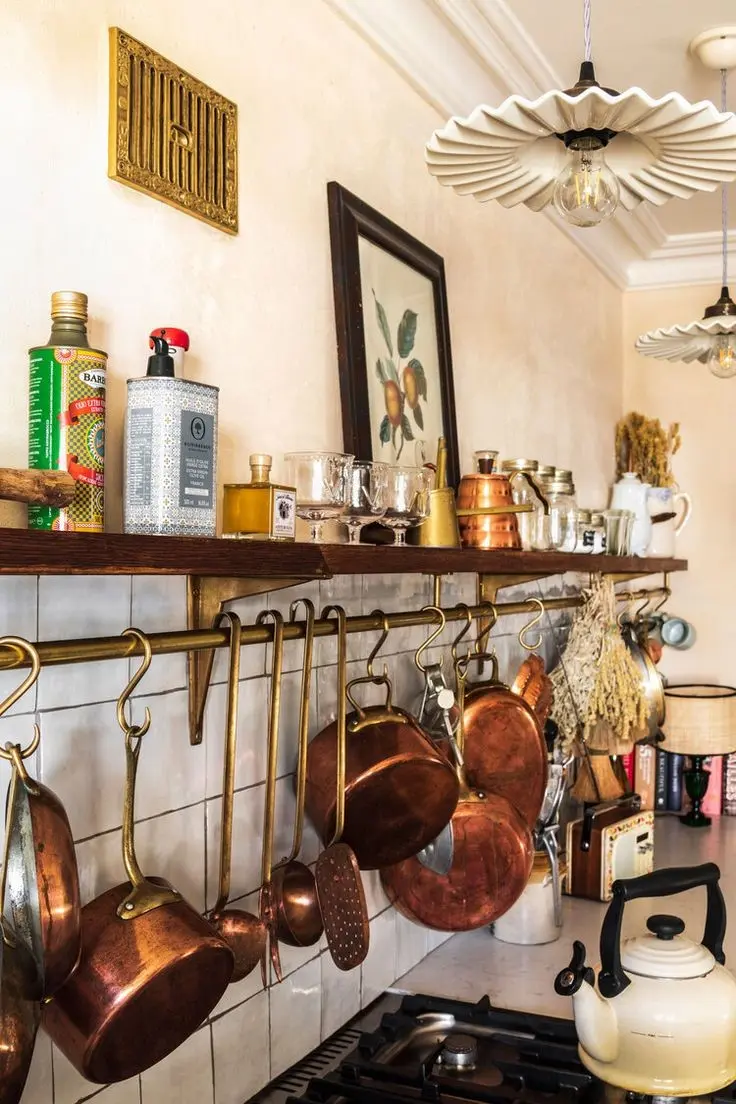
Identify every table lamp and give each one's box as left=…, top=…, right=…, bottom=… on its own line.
left=661, top=685, right=736, bottom=827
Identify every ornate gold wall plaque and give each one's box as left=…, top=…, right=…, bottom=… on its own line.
left=109, top=28, right=238, bottom=234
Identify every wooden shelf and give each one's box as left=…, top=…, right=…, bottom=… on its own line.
left=0, top=527, right=687, bottom=579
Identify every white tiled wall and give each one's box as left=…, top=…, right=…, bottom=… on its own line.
left=0, top=570, right=572, bottom=1104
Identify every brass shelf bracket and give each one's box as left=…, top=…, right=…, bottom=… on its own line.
left=187, top=574, right=311, bottom=745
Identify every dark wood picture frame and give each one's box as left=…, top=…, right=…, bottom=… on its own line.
left=327, top=181, right=460, bottom=489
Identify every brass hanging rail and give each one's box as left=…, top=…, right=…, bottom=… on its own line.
left=0, top=584, right=667, bottom=672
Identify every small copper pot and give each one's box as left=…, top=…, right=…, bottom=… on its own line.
left=305, top=674, right=459, bottom=870
left=456, top=471, right=522, bottom=549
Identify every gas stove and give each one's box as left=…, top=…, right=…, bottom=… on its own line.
left=250, top=992, right=736, bottom=1104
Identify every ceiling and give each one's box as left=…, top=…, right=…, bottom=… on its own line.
left=326, top=0, right=736, bottom=289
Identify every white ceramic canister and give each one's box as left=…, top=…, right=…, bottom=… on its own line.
left=609, top=473, right=651, bottom=556
left=647, top=487, right=692, bottom=557
left=492, top=851, right=566, bottom=945
left=124, top=336, right=218, bottom=536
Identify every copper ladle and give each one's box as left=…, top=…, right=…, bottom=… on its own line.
left=208, top=611, right=266, bottom=982
left=269, top=598, right=323, bottom=948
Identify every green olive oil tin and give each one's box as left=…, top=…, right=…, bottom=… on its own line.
left=28, top=292, right=106, bottom=532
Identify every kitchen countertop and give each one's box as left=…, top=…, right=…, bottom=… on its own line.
left=396, top=814, right=736, bottom=1019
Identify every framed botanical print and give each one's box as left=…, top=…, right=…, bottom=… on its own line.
left=327, top=182, right=460, bottom=488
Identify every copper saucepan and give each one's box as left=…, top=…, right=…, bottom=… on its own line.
left=381, top=652, right=534, bottom=932
left=43, top=629, right=234, bottom=1083
left=305, top=669, right=459, bottom=869
left=2, top=639, right=81, bottom=1000
left=0, top=735, right=42, bottom=1104
left=460, top=648, right=548, bottom=830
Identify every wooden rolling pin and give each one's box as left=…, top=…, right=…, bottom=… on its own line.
left=0, top=469, right=76, bottom=506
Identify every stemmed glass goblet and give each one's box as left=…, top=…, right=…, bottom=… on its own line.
left=342, top=461, right=389, bottom=544
left=284, top=451, right=354, bottom=543
left=382, top=466, right=432, bottom=546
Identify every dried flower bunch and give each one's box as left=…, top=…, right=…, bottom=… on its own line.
left=551, top=575, right=648, bottom=756
left=615, top=412, right=681, bottom=488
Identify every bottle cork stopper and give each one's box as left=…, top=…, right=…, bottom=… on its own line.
left=51, top=291, right=88, bottom=322
left=249, top=454, right=272, bottom=483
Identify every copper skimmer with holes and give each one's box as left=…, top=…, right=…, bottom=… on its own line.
left=269, top=599, right=323, bottom=949
left=314, top=605, right=369, bottom=972
left=208, top=611, right=266, bottom=982
left=256, top=610, right=286, bottom=986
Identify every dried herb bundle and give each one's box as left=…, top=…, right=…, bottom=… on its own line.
left=551, top=575, right=648, bottom=757
left=585, top=579, right=648, bottom=753
left=615, top=412, right=681, bottom=488
left=550, top=577, right=606, bottom=755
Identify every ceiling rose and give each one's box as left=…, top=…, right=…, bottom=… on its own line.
left=425, top=1, right=736, bottom=229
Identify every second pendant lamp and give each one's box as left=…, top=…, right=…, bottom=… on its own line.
left=636, top=34, right=736, bottom=378
left=425, top=0, right=736, bottom=228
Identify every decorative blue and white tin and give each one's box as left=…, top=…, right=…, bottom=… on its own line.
left=124, top=376, right=219, bottom=536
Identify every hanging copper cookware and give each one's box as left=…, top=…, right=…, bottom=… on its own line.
left=0, top=738, right=42, bottom=1104
left=208, top=611, right=267, bottom=982
left=380, top=654, right=534, bottom=932
left=305, top=607, right=459, bottom=870
left=269, top=598, right=323, bottom=949
left=460, top=643, right=548, bottom=829
left=0, top=638, right=80, bottom=1001
left=43, top=629, right=234, bottom=1084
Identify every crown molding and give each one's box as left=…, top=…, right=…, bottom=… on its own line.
left=325, top=0, right=724, bottom=292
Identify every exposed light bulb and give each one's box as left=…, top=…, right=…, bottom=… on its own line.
left=553, top=136, right=620, bottom=228
left=708, top=333, right=736, bottom=378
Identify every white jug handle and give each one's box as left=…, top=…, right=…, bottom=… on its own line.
left=673, top=492, right=692, bottom=535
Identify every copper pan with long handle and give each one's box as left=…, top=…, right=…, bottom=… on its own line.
left=380, top=652, right=533, bottom=932
left=42, top=629, right=234, bottom=1084
left=0, top=741, right=41, bottom=1104
left=0, top=637, right=80, bottom=1000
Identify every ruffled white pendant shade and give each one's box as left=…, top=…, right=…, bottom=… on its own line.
left=426, top=63, right=736, bottom=214
left=635, top=288, right=736, bottom=363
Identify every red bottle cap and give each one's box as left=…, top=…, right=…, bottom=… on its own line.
left=149, top=327, right=190, bottom=351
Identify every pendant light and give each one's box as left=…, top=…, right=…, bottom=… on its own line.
left=636, top=32, right=736, bottom=377
left=425, top=2, right=736, bottom=227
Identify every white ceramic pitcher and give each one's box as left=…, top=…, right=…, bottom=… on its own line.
left=610, top=473, right=651, bottom=556
left=647, top=487, right=691, bottom=557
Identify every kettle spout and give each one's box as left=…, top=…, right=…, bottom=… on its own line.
left=554, top=941, right=619, bottom=1064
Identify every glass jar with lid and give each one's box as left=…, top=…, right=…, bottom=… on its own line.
left=500, top=459, right=550, bottom=550
left=542, top=479, right=578, bottom=552
left=590, top=511, right=607, bottom=554
left=576, top=509, right=595, bottom=553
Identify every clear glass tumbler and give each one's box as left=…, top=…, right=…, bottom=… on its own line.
left=342, top=461, right=389, bottom=544
left=284, top=451, right=354, bottom=543
left=382, top=467, right=432, bottom=546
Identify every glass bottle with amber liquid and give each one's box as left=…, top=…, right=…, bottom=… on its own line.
left=222, top=454, right=296, bottom=540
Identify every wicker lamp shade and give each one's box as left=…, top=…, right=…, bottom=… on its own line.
left=662, top=685, right=736, bottom=755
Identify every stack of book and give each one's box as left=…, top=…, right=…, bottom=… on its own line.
left=633, top=746, right=724, bottom=816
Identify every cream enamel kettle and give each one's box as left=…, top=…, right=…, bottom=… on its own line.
left=554, top=863, right=736, bottom=1097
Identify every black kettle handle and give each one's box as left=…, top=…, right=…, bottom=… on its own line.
left=598, top=862, right=726, bottom=999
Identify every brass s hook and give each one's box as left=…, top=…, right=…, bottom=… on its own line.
left=366, top=610, right=390, bottom=681
left=652, top=573, right=671, bottom=615
left=0, top=637, right=42, bottom=763
left=451, top=604, right=474, bottom=662
left=116, top=629, right=153, bottom=738
left=414, top=606, right=446, bottom=672
left=475, top=603, right=498, bottom=654
left=519, top=598, right=544, bottom=652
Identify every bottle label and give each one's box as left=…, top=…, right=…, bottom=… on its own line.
left=272, top=490, right=296, bottom=538
left=126, top=408, right=153, bottom=507
left=179, top=410, right=214, bottom=509
left=28, top=346, right=106, bottom=532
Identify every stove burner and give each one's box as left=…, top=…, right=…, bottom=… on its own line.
left=438, top=1033, right=478, bottom=1071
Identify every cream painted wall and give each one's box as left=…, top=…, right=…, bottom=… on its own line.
left=623, top=284, right=735, bottom=685
left=0, top=0, right=622, bottom=532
